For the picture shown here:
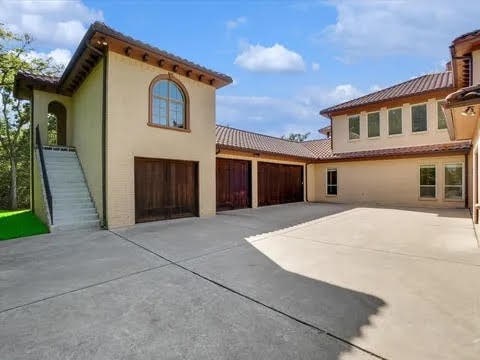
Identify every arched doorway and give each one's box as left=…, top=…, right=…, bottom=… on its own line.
left=47, top=101, right=67, bottom=146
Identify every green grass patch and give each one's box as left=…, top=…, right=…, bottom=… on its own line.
left=0, top=210, right=49, bottom=240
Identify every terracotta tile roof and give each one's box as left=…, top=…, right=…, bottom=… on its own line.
left=216, top=125, right=317, bottom=159
left=216, top=125, right=470, bottom=161
left=316, top=141, right=471, bottom=161
left=320, top=72, right=453, bottom=116
left=15, top=72, right=60, bottom=86
left=302, top=139, right=332, bottom=158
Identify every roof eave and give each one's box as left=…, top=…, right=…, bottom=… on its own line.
left=320, top=87, right=454, bottom=118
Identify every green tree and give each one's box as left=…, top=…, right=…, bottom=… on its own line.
left=282, top=132, right=310, bottom=142
left=0, top=24, right=60, bottom=209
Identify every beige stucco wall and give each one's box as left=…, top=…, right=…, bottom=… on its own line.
left=216, top=151, right=307, bottom=208
left=309, top=155, right=466, bottom=208
left=71, top=60, right=104, bottom=222
left=106, top=51, right=216, bottom=228
left=32, top=90, right=72, bottom=146
left=332, top=98, right=451, bottom=153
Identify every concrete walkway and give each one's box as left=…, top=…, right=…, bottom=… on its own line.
left=1, top=203, right=479, bottom=359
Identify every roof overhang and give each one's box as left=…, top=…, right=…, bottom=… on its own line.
left=450, top=29, right=480, bottom=89
left=320, top=88, right=453, bottom=118
left=443, top=84, right=480, bottom=141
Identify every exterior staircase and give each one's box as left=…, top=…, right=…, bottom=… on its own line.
left=43, top=147, right=100, bottom=231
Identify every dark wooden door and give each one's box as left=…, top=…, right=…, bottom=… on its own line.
left=258, top=162, right=303, bottom=206
left=135, top=157, right=198, bottom=223
left=216, top=158, right=251, bottom=211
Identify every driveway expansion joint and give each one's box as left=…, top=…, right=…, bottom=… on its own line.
left=0, top=263, right=171, bottom=315
left=109, top=230, right=389, bottom=360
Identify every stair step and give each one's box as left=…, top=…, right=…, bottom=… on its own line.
left=53, top=208, right=97, bottom=216
left=52, top=187, right=89, bottom=193
left=51, top=220, right=100, bottom=232
left=54, top=200, right=95, bottom=207
left=54, top=205, right=96, bottom=213
left=55, top=213, right=99, bottom=222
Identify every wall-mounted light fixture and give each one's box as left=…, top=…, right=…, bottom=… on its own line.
left=461, top=106, right=476, bottom=116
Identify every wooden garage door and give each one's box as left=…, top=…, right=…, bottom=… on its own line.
left=258, top=162, right=303, bottom=206
left=135, top=158, right=198, bottom=223
left=216, top=158, right=251, bottom=211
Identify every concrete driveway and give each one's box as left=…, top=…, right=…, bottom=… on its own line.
left=1, top=203, right=479, bottom=359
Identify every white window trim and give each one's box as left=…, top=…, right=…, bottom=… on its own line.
left=348, top=115, right=361, bottom=141
left=326, top=168, right=338, bottom=196
left=419, top=165, right=437, bottom=200
left=367, top=111, right=381, bottom=139
left=444, top=163, right=465, bottom=201
left=387, top=107, right=403, bottom=136
left=411, top=102, right=428, bottom=134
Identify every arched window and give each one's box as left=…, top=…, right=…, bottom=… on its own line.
left=149, top=76, right=189, bottom=130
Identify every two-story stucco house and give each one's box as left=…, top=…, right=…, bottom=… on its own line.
left=14, top=22, right=232, bottom=230
left=13, top=22, right=480, bottom=231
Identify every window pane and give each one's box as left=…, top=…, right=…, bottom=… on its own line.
left=445, top=186, right=462, bottom=199
left=327, top=185, right=337, bottom=195
left=388, top=108, right=402, bottom=135
left=169, top=83, right=184, bottom=101
left=153, top=80, right=168, bottom=97
left=349, top=116, right=360, bottom=139
left=169, top=101, right=184, bottom=128
left=152, top=97, right=168, bottom=126
left=327, top=170, right=337, bottom=185
left=412, top=104, right=427, bottom=132
left=420, top=186, right=436, bottom=198
left=368, top=112, right=380, bottom=137
left=420, top=167, right=435, bottom=186
left=437, top=102, right=447, bottom=129
left=445, top=165, right=462, bottom=186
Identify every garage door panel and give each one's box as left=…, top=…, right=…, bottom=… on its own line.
left=216, top=158, right=251, bottom=211
left=135, top=158, right=198, bottom=223
left=258, top=162, right=303, bottom=206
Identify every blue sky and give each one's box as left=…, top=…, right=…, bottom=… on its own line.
left=2, top=0, right=480, bottom=139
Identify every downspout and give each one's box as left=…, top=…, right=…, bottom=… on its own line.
left=101, top=50, right=108, bottom=229
left=86, top=43, right=108, bottom=228
left=30, top=89, right=34, bottom=211
left=465, top=153, right=469, bottom=209
left=305, top=163, right=308, bottom=202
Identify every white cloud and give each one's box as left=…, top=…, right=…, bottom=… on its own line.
left=320, top=0, right=480, bottom=61
left=1, top=0, right=103, bottom=48
left=311, top=62, right=320, bottom=72
left=24, top=48, right=72, bottom=67
left=226, top=16, right=247, bottom=30
left=234, top=43, right=306, bottom=72
left=217, top=84, right=363, bottom=137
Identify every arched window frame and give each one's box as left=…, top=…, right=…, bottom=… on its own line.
left=148, top=74, right=190, bottom=132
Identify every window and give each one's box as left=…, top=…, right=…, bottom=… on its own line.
left=437, top=101, right=447, bottom=130
left=388, top=108, right=402, bottom=135
left=367, top=112, right=380, bottom=138
left=444, top=164, right=463, bottom=200
left=411, top=104, right=427, bottom=132
left=349, top=115, right=360, bottom=140
left=326, top=169, right=337, bottom=195
left=419, top=165, right=436, bottom=198
left=150, top=77, right=188, bottom=129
